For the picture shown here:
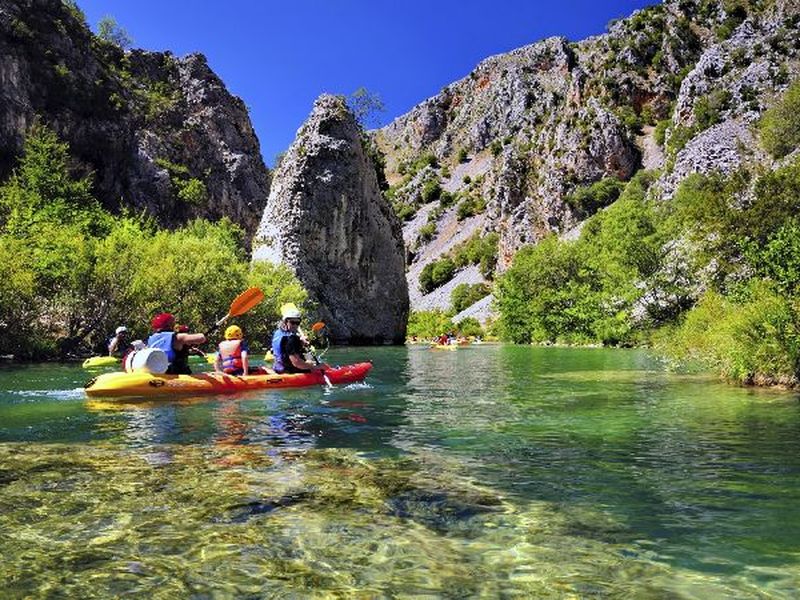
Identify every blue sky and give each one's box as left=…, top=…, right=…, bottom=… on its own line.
left=76, top=1, right=656, bottom=166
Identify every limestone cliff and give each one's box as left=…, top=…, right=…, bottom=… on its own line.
left=253, top=95, right=408, bottom=344
left=376, top=0, right=800, bottom=318
left=0, top=0, right=269, bottom=241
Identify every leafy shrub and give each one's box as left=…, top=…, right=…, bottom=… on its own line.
left=654, top=119, right=670, bottom=146
left=418, top=257, right=456, bottom=294
left=694, top=89, right=732, bottom=130
left=407, top=309, right=454, bottom=339
left=452, top=232, right=500, bottom=278
left=421, top=179, right=442, bottom=203
left=0, top=124, right=306, bottom=358
left=456, top=195, right=487, bottom=220
left=759, top=78, right=800, bottom=158
left=454, top=316, right=484, bottom=338
left=451, top=283, right=491, bottom=313
left=393, top=203, right=416, bottom=221
left=494, top=236, right=606, bottom=344
left=418, top=222, right=437, bottom=243
left=565, top=177, right=625, bottom=218
left=659, top=282, right=800, bottom=384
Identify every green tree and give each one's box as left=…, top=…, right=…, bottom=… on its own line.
left=348, top=87, right=385, bottom=129
left=759, top=79, right=800, bottom=158
left=407, top=310, right=454, bottom=339
left=97, top=15, right=133, bottom=49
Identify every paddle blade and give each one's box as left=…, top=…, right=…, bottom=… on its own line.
left=311, top=321, right=326, bottom=333
left=229, top=287, right=264, bottom=317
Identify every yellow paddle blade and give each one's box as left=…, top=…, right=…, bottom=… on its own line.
left=229, top=287, right=264, bottom=317
left=311, top=321, right=326, bottom=333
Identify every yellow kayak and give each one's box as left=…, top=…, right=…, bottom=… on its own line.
left=83, top=354, right=208, bottom=369
left=430, top=344, right=458, bottom=351
left=85, top=362, right=373, bottom=398
left=82, top=356, right=120, bottom=368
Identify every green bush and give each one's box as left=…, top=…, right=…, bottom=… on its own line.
left=407, top=309, right=454, bottom=339
left=456, top=195, right=487, bottom=220
left=451, top=232, right=499, bottom=278
left=455, top=316, right=485, bottom=338
left=421, top=179, right=442, bottom=203
left=495, top=236, right=607, bottom=344
left=451, top=283, right=491, bottom=313
left=694, top=89, right=732, bottom=130
left=659, top=282, right=800, bottom=384
left=419, top=257, right=456, bottom=294
left=0, top=124, right=306, bottom=358
left=565, top=177, right=625, bottom=218
left=418, top=222, right=437, bottom=243
left=759, top=78, right=800, bottom=158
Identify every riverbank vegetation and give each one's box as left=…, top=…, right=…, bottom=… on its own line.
left=0, top=124, right=306, bottom=359
left=495, top=80, right=800, bottom=386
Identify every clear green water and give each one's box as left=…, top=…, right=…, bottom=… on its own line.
left=1, top=345, right=799, bottom=598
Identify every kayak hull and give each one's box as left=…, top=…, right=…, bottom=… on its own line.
left=82, top=356, right=120, bottom=368
left=85, top=362, right=373, bottom=398
left=430, top=344, right=458, bottom=350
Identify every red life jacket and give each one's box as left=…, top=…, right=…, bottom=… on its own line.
left=218, top=339, right=244, bottom=373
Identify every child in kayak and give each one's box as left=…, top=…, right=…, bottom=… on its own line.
left=215, top=324, right=269, bottom=376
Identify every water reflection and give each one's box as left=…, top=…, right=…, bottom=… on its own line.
left=1, top=348, right=800, bottom=597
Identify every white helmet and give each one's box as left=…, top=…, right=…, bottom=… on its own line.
left=115, top=326, right=128, bottom=334
left=280, top=303, right=302, bottom=320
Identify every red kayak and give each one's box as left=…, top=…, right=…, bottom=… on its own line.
left=84, top=362, right=372, bottom=398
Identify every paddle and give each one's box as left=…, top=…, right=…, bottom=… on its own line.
left=307, top=321, right=332, bottom=389
left=205, top=287, right=265, bottom=338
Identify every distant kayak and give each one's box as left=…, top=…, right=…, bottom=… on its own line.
left=82, top=356, right=119, bottom=368
left=84, top=361, right=373, bottom=398
left=82, top=354, right=208, bottom=369
left=430, top=344, right=458, bottom=351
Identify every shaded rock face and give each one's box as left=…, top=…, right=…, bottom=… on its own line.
left=0, top=0, right=269, bottom=242
left=253, top=95, right=408, bottom=344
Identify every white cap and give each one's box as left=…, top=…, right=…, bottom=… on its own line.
left=115, top=326, right=128, bottom=334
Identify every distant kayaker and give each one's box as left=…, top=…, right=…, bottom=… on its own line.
left=271, top=304, right=329, bottom=374
left=215, top=324, right=268, bottom=376
left=147, top=313, right=206, bottom=375
left=108, top=326, right=132, bottom=357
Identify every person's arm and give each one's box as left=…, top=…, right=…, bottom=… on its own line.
left=214, top=352, right=223, bottom=373
left=175, top=332, right=206, bottom=349
left=289, top=353, right=328, bottom=372
left=108, top=336, right=119, bottom=356
left=241, top=350, right=249, bottom=376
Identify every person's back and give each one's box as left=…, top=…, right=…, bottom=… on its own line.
left=108, top=326, right=131, bottom=357
left=147, top=313, right=206, bottom=375
left=216, top=325, right=249, bottom=376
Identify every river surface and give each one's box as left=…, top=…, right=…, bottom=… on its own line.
left=0, top=345, right=799, bottom=598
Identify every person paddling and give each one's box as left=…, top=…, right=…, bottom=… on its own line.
left=108, top=326, right=132, bottom=357
left=147, top=313, right=206, bottom=375
left=271, top=304, right=329, bottom=374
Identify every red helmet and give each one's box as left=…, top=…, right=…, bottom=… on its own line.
left=151, top=312, right=175, bottom=331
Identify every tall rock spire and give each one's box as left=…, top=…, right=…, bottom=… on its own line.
left=253, top=94, right=408, bottom=344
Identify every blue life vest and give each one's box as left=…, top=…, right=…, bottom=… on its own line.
left=271, top=328, right=293, bottom=373
left=147, top=331, right=176, bottom=364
